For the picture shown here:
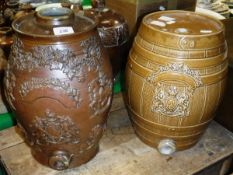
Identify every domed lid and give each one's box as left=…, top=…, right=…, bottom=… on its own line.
left=138, top=10, right=225, bottom=50
left=143, top=10, right=223, bottom=36
left=12, top=7, right=96, bottom=37
left=97, top=8, right=126, bottom=28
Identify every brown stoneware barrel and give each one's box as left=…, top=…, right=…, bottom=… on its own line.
left=125, top=10, right=228, bottom=155
left=4, top=7, right=113, bottom=170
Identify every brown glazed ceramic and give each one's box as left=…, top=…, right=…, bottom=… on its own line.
left=125, top=10, right=228, bottom=155
left=0, top=48, right=9, bottom=114
left=0, top=26, right=14, bottom=58
left=3, top=1, right=19, bottom=26
left=0, top=48, right=7, bottom=74
left=4, top=7, right=113, bottom=170
left=0, top=1, right=7, bottom=15
left=72, top=2, right=83, bottom=14
left=61, top=2, right=72, bottom=9
left=14, top=3, right=34, bottom=20
left=0, top=15, right=5, bottom=27
left=92, top=0, right=105, bottom=9
left=96, top=9, right=129, bottom=79
left=84, top=8, right=129, bottom=79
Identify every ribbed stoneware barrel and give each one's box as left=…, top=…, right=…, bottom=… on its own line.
left=4, top=7, right=113, bottom=170
left=125, top=10, right=228, bottom=155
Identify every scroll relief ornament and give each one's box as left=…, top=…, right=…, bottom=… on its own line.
left=98, top=22, right=129, bottom=47
left=29, top=109, right=80, bottom=145
left=19, top=78, right=82, bottom=108
left=147, top=63, right=203, bottom=117
left=178, top=37, right=195, bottom=50
left=4, top=67, right=16, bottom=110
left=5, top=36, right=102, bottom=108
left=9, top=36, right=102, bottom=82
left=88, top=71, right=113, bottom=118
left=78, top=124, right=104, bottom=154
left=86, top=124, right=103, bottom=150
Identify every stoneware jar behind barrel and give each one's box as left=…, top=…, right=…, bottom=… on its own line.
left=4, top=7, right=113, bottom=170
left=96, top=9, right=129, bottom=80
left=85, top=8, right=129, bottom=80
left=125, top=10, right=228, bottom=155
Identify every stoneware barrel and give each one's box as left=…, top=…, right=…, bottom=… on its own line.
left=125, top=10, right=228, bottom=155
left=4, top=7, right=113, bottom=170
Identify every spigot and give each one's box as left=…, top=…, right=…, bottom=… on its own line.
left=48, top=150, right=72, bottom=170
left=158, top=139, right=176, bottom=155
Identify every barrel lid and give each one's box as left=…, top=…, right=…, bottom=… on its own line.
left=139, top=11, right=225, bottom=50
left=12, top=7, right=95, bottom=37
left=143, top=11, right=223, bottom=36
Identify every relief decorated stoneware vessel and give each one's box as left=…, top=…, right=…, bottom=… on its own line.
left=4, top=7, right=113, bottom=170
left=85, top=8, right=129, bottom=80
left=125, top=10, right=228, bottom=155
left=96, top=8, right=129, bottom=80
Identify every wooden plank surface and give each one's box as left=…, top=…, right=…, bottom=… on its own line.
left=0, top=127, right=24, bottom=151
left=1, top=94, right=233, bottom=175
left=109, top=93, right=126, bottom=112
